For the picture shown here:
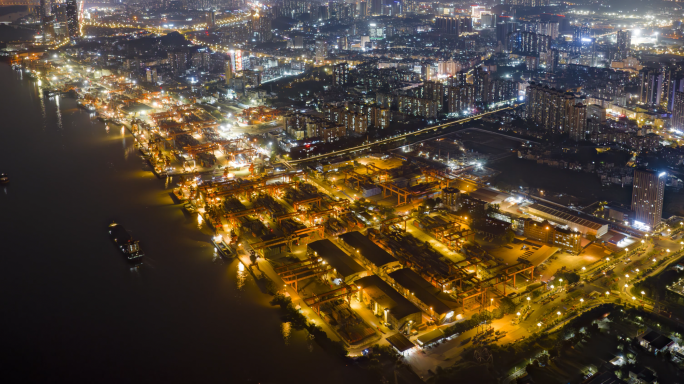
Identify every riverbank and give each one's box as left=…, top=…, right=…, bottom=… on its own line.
left=0, top=63, right=377, bottom=384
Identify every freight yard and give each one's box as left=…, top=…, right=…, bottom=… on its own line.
left=17, top=51, right=684, bottom=378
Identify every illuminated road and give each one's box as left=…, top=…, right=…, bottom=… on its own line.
left=285, top=104, right=522, bottom=165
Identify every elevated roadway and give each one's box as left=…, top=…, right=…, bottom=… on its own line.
left=285, top=104, right=523, bottom=165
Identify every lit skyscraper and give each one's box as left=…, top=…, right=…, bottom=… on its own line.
left=631, top=169, right=666, bottom=229
left=66, top=0, right=79, bottom=38
left=616, top=29, right=631, bottom=60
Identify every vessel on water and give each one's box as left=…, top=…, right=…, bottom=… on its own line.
left=108, top=222, right=144, bottom=262
left=212, top=234, right=233, bottom=258
left=0, top=173, right=8, bottom=183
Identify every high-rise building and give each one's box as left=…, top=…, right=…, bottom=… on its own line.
left=666, top=72, right=684, bottom=112
left=370, top=0, right=382, bottom=15
left=52, top=3, right=68, bottom=38
left=224, top=57, right=233, bottom=84
left=616, top=30, right=631, bottom=60
left=672, top=91, right=684, bottom=129
left=435, top=16, right=472, bottom=36
left=315, top=40, right=327, bottom=61
left=496, top=19, right=517, bottom=47
left=206, top=10, right=215, bottom=27
left=293, top=36, right=304, bottom=49
left=168, top=50, right=188, bottom=76
left=358, top=2, right=367, bottom=18
left=66, top=0, right=78, bottom=38
left=640, top=68, right=664, bottom=105
left=39, top=0, right=52, bottom=19
left=146, top=68, right=158, bottom=83
left=507, top=31, right=551, bottom=54
left=526, top=82, right=587, bottom=138
left=631, top=169, right=666, bottom=229
left=568, top=103, right=587, bottom=141
left=332, top=63, right=348, bottom=86
left=447, top=84, right=475, bottom=114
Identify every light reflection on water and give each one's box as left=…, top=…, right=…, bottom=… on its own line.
left=280, top=321, right=291, bottom=345
left=55, top=95, right=62, bottom=130
left=237, top=261, right=246, bottom=290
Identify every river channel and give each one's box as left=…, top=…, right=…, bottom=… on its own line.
left=0, top=61, right=371, bottom=383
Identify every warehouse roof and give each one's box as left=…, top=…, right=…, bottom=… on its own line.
left=355, top=275, right=421, bottom=321
left=386, top=333, right=415, bottom=353
left=527, top=203, right=606, bottom=230
left=389, top=268, right=452, bottom=315
left=339, top=231, right=396, bottom=268
left=308, top=239, right=365, bottom=278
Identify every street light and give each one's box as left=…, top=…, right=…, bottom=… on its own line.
left=580, top=298, right=584, bottom=309
left=582, top=267, right=586, bottom=271
left=641, top=291, right=645, bottom=300
left=527, top=297, right=531, bottom=306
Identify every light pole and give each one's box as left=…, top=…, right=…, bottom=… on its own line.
left=580, top=298, right=584, bottom=310
left=537, top=322, right=542, bottom=332
left=641, top=291, right=645, bottom=300
left=527, top=297, right=531, bottom=308
left=559, top=278, right=563, bottom=290
left=517, top=312, right=521, bottom=323
left=605, top=291, right=610, bottom=300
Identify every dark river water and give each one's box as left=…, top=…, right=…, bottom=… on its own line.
left=0, top=63, right=371, bottom=383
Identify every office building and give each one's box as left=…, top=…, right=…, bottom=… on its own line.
left=631, top=169, right=666, bottom=229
